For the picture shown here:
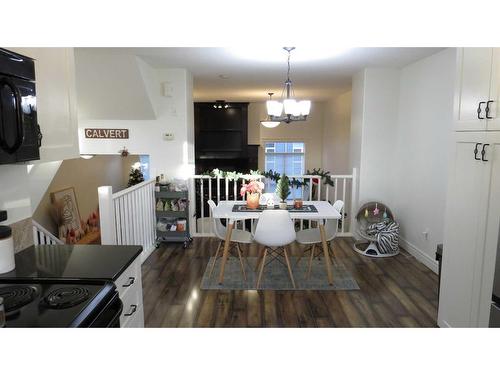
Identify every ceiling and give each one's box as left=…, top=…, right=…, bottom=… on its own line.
left=102, top=47, right=444, bottom=102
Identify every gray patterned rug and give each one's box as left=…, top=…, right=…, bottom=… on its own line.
left=200, top=256, right=360, bottom=291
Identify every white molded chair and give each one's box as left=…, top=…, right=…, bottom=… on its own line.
left=295, top=200, right=344, bottom=278
left=207, top=200, right=252, bottom=281
left=253, top=210, right=296, bottom=288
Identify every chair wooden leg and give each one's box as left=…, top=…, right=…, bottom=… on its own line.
left=306, top=243, right=315, bottom=280
left=255, top=246, right=265, bottom=272
left=236, top=243, right=247, bottom=281
left=328, top=241, right=334, bottom=264
left=208, top=240, right=222, bottom=278
left=256, top=248, right=268, bottom=289
left=283, top=246, right=296, bottom=289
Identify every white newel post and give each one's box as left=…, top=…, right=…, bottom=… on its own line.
left=98, top=186, right=116, bottom=245
left=188, top=177, right=196, bottom=237
left=350, top=167, right=358, bottom=238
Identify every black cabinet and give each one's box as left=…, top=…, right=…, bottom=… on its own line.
left=195, top=102, right=258, bottom=174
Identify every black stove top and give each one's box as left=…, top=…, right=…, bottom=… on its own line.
left=0, top=279, right=121, bottom=328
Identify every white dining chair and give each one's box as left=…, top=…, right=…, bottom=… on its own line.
left=253, top=210, right=297, bottom=288
left=207, top=200, right=252, bottom=281
left=295, top=200, right=344, bottom=278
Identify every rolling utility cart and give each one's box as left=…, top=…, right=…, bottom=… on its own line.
left=155, top=189, right=192, bottom=249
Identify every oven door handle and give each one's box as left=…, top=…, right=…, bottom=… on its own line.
left=0, top=77, right=24, bottom=154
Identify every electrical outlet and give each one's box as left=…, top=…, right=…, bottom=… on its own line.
left=422, top=229, right=430, bottom=240
left=163, top=132, right=174, bottom=141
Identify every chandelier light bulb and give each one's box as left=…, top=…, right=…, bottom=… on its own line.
left=266, top=100, right=283, bottom=117
left=261, top=121, right=281, bottom=128
left=299, top=100, right=311, bottom=116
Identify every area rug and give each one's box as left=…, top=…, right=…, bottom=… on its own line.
left=200, top=256, right=360, bottom=291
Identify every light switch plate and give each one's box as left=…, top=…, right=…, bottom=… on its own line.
left=163, top=132, right=174, bottom=141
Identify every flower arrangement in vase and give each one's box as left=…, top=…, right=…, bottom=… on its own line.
left=240, top=179, right=265, bottom=209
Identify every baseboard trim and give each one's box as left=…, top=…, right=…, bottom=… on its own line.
left=141, top=244, right=157, bottom=264
left=437, top=318, right=451, bottom=328
left=399, top=237, right=439, bottom=274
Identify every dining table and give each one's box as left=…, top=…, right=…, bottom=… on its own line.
left=211, top=200, right=342, bottom=285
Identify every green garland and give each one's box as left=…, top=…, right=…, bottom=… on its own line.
left=201, top=168, right=335, bottom=188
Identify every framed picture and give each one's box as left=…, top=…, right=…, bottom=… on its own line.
left=51, top=187, right=82, bottom=235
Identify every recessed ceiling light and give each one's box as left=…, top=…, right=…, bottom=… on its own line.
left=228, top=46, right=349, bottom=62
left=218, top=74, right=230, bottom=79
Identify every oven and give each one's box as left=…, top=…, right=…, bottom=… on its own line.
left=0, top=48, right=42, bottom=164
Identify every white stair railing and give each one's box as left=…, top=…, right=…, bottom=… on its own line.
left=32, top=220, right=64, bottom=245
left=98, top=179, right=156, bottom=263
left=188, top=168, right=357, bottom=237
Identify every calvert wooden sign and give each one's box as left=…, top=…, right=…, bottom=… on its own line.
left=85, top=128, right=129, bottom=139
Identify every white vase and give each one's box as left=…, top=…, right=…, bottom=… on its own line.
left=278, top=201, right=287, bottom=210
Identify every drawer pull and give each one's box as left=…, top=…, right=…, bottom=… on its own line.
left=124, top=304, right=137, bottom=317
left=122, top=277, right=135, bottom=287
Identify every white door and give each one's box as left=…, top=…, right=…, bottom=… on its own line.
left=477, top=132, right=500, bottom=326
left=10, top=48, right=80, bottom=162
left=454, top=48, right=493, bottom=131
left=438, top=132, right=490, bottom=327
left=486, top=49, right=500, bottom=130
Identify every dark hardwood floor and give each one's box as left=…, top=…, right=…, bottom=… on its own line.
left=141, top=237, right=439, bottom=327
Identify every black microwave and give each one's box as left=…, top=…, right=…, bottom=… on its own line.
left=0, top=48, right=42, bottom=164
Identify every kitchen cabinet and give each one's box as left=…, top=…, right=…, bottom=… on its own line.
left=115, top=255, right=145, bottom=328
left=439, top=132, right=500, bottom=327
left=454, top=48, right=500, bottom=131
left=9, top=47, right=79, bottom=162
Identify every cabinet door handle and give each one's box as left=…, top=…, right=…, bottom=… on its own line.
left=122, top=277, right=135, bottom=287
left=481, top=144, right=490, bottom=162
left=0, top=77, right=24, bottom=154
left=478, top=101, right=486, bottom=119
left=124, top=304, right=137, bottom=317
left=474, top=143, right=482, bottom=160
left=36, top=123, right=43, bottom=147
left=486, top=100, right=494, bottom=119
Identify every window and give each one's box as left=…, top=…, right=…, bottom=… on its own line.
left=264, top=141, right=305, bottom=198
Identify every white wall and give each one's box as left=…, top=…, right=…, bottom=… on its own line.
left=75, top=51, right=156, bottom=120
left=349, top=49, right=456, bottom=271
left=358, top=68, right=400, bottom=205
left=349, top=70, right=365, bottom=210
left=0, top=165, right=32, bottom=225
left=76, top=50, right=195, bottom=179
left=392, top=48, right=456, bottom=269
left=323, top=91, right=352, bottom=175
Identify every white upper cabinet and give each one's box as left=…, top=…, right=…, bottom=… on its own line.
left=454, top=48, right=492, bottom=131
left=10, top=48, right=79, bottom=162
left=487, top=48, right=500, bottom=130
left=454, top=48, right=500, bottom=131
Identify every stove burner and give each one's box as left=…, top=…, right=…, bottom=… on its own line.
left=44, top=287, right=90, bottom=309
left=0, top=286, right=37, bottom=313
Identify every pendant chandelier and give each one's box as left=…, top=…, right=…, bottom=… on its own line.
left=264, top=47, right=311, bottom=125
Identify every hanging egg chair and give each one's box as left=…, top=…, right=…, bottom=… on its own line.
left=353, top=201, right=400, bottom=257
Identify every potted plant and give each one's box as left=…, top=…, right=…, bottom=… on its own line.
left=240, top=179, right=265, bottom=209
left=275, top=173, right=291, bottom=209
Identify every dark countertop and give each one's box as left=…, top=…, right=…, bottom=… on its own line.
left=0, top=244, right=142, bottom=281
